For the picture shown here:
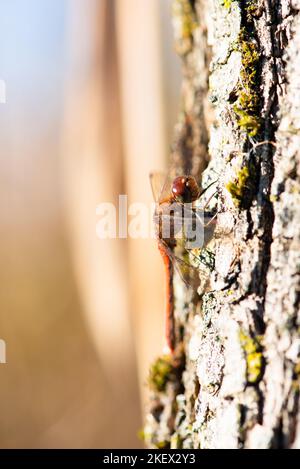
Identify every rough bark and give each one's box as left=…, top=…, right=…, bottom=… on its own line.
left=145, top=0, right=300, bottom=449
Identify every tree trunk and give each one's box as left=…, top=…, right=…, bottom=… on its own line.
left=145, top=0, right=300, bottom=449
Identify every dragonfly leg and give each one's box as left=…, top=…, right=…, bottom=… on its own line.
left=201, top=190, right=218, bottom=211
left=203, top=211, right=218, bottom=228
left=199, top=179, right=218, bottom=197
left=249, top=139, right=277, bottom=157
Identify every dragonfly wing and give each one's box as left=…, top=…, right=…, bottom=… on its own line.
left=182, top=207, right=217, bottom=249
left=150, top=162, right=187, bottom=204
left=149, top=172, right=167, bottom=202
left=158, top=238, right=199, bottom=289
left=155, top=207, right=216, bottom=249
left=153, top=202, right=186, bottom=239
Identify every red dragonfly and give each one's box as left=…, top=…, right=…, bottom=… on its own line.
left=150, top=169, right=218, bottom=352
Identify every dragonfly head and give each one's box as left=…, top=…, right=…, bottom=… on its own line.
left=171, top=176, right=200, bottom=204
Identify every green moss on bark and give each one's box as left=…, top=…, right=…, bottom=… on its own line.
left=234, top=28, right=261, bottom=136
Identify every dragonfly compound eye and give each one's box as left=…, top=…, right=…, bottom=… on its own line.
left=172, top=176, right=200, bottom=203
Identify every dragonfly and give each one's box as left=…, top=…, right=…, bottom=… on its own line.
left=150, top=140, right=276, bottom=353
left=150, top=169, right=218, bottom=352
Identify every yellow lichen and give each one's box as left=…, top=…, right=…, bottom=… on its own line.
left=246, top=0, right=260, bottom=21
left=291, top=362, right=300, bottom=391
left=294, top=362, right=300, bottom=375
left=170, top=433, right=183, bottom=449
left=226, top=165, right=251, bottom=206
left=269, top=194, right=279, bottom=203
left=239, top=330, right=263, bottom=384
left=156, top=440, right=170, bottom=449
left=148, top=346, right=185, bottom=393
left=148, top=355, right=173, bottom=392
left=292, top=381, right=300, bottom=392
left=172, top=0, right=197, bottom=55
left=222, top=0, right=233, bottom=8
left=137, top=428, right=146, bottom=442
left=234, top=29, right=261, bottom=136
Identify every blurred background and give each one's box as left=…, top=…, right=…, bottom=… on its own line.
left=0, top=0, right=181, bottom=448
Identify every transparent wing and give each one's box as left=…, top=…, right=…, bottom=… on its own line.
left=158, top=238, right=199, bottom=288
left=158, top=238, right=215, bottom=289
left=149, top=172, right=167, bottom=202
left=150, top=163, right=187, bottom=204
left=154, top=207, right=217, bottom=249
left=160, top=237, right=216, bottom=289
